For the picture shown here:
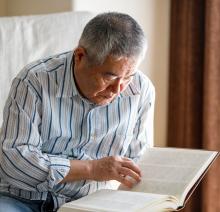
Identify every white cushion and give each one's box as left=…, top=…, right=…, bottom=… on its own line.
left=0, top=11, right=95, bottom=125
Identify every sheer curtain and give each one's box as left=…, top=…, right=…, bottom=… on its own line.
left=168, top=0, right=220, bottom=211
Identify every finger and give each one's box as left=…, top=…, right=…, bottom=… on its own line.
left=119, top=167, right=141, bottom=183
left=121, top=160, right=142, bottom=176
left=116, top=174, right=133, bottom=188
left=121, top=157, right=132, bottom=161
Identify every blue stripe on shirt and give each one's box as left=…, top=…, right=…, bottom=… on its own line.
left=47, top=73, right=52, bottom=141
left=107, top=98, right=121, bottom=156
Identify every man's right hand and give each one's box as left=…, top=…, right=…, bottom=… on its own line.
left=89, top=156, right=141, bottom=188
left=60, top=156, right=141, bottom=188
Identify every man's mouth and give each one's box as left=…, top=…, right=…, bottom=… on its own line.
left=103, top=95, right=113, bottom=99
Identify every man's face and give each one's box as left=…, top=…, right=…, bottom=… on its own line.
left=74, top=47, right=138, bottom=106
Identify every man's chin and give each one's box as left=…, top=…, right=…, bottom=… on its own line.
left=92, top=96, right=115, bottom=106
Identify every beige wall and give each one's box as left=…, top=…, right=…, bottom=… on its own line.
left=0, top=0, right=7, bottom=16
left=0, top=0, right=72, bottom=16
left=73, top=0, right=170, bottom=147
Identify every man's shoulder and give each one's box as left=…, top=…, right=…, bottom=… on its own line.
left=16, top=51, right=72, bottom=80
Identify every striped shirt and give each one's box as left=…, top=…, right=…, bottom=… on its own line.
left=0, top=51, right=155, bottom=210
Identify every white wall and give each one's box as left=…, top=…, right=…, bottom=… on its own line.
left=72, top=0, right=170, bottom=147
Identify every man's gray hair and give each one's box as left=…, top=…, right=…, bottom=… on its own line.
left=78, top=12, right=147, bottom=65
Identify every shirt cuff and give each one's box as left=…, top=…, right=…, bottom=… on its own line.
left=37, top=156, right=70, bottom=192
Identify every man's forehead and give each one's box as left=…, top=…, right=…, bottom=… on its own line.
left=106, top=56, right=138, bottom=69
left=107, top=55, right=136, bottom=64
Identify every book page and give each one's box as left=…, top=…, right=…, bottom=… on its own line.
left=59, top=189, right=177, bottom=212
left=119, top=147, right=217, bottom=205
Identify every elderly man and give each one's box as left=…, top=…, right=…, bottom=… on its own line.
left=0, top=12, right=155, bottom=211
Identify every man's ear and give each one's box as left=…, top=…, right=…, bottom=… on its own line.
left=74, top=47, right=87, bottom=65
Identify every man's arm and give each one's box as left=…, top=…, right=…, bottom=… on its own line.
left=60, top=156, right=141, bottom=188
left=0, top=75, right=70, bottom=192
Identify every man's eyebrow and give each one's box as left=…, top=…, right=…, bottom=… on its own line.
left=105, top=72, right=136, bottom=77
left=105, top=72, right=118, bottom=76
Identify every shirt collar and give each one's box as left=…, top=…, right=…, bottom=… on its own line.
left=56, top=51, right=78, bottom=98
left=119, top=75, right=140, bottom=97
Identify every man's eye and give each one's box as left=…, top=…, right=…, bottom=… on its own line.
left=105, top=74, right=117, bottom=81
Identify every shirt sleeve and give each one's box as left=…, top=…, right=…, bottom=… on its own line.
left=0, top=73, right=70, bottom=192
left=124, top=79, right=155, bottom=162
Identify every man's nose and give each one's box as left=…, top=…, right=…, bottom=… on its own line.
left=111, top=79, right=122, bottom=94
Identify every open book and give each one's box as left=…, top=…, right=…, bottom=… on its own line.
left=58, top=147, right=218, bottom=212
